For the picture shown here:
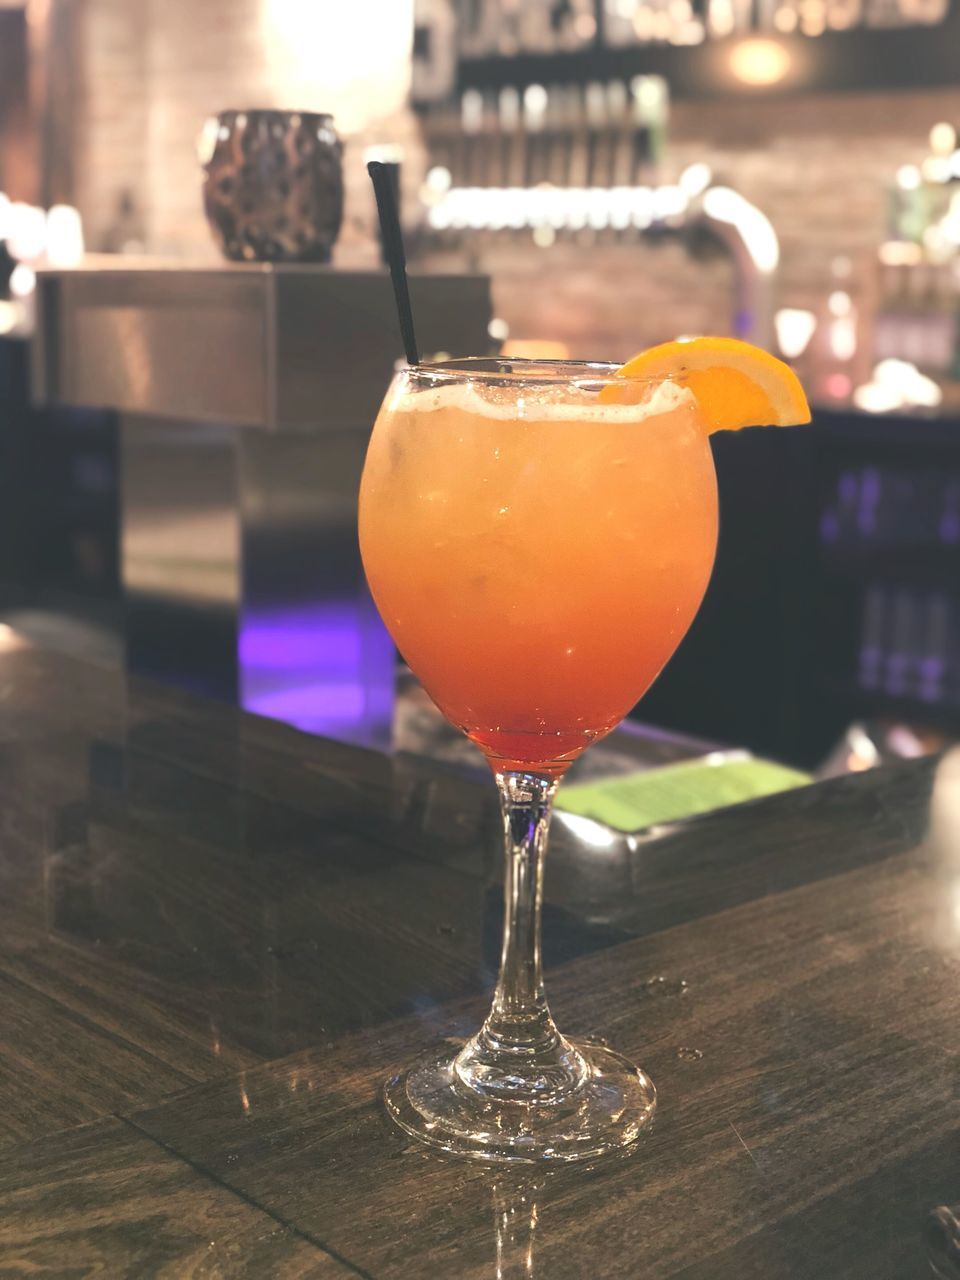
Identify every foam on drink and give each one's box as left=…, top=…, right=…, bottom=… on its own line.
left=386, top=375, right=694, bottom=424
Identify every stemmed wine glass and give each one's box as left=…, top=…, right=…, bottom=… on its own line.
left=359, top=358, right=718, bottom=1161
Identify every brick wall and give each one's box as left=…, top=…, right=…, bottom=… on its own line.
left=670, top=87, right=960, bottom=309
left=74, top=0, right=421, bottom=263
left=74, top=0, right=148, bottom=250
left=458, top=87, right=960, bottom=358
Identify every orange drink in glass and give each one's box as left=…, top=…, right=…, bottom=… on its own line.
left=359, top=358, right=717, bottom=1162
left=360, top=360, right=718, bottom=779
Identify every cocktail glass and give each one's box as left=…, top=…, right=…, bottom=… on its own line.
left=359, top=358, right=718, bottom=1161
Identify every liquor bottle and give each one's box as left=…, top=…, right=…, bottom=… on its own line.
left=460, top=88, right=484, bottom=186
left=884, top=588, right=917, bottom=699
left=497, top=86, right=522, bottom=188
left=518, top=0, right=555, bottom=52
left=411, top=0, right=457, bottom=106
left=918, top=592, right=948, bottom=704
left=425, top=100, right=463, bottom=186
left=544, top=85, right=571, bottom=187
left=629, top=76, right=667, bottom=178
left=583, top=81, right=607, bottom=188
left=522, top=83, right=548, bottom=187
left=477, top=89, right=500, bottom=187
left=607, top=79, right=632, bottom=189
left=859, top=584, right=886, bottom=690
left=458, top=0, right=484, bottom=55
left=573, top=83, right=592, bottom=190
left=940, top=480, right=960, bottom=545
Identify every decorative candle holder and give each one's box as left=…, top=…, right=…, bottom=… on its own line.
left=200, top=110, right=344, bottom=263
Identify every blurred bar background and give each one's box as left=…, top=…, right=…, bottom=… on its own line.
left=3, top=0, right=960, bottom=778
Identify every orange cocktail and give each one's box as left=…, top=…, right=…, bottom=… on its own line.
left=359, top=359, right=718, bottom=778
left=360, top=348, right=806, bottom=1164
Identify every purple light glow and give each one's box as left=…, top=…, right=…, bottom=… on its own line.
left=240, top=600, right=395, bottom=748
left=857, top=467, right=881, bottom=536
left=240, top=608, right=362, bottom=669
left=819, top=511, right=839, bottom=544
left=245, top=681, right=367, bottom=725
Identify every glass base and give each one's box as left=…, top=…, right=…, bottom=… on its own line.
left=384, top=1038, right=656, bottom=1163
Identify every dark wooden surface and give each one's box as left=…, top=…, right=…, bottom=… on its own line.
left=1, top=635, right=958, bottom=1278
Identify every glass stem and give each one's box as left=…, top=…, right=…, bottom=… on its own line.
left=485, top=771, right=558, bottom=1051
left=455, top=770, right=586, bottom=1101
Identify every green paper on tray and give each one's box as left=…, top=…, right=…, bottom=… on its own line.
left=557, top=755, right=812, bottom=833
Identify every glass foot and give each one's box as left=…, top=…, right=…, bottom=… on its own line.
left=384, top=1038, right=656, bottom=1163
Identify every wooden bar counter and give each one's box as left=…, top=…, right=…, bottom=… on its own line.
left=0, top=632, right=956, bottom=1278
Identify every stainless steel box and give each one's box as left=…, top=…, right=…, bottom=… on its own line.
left=34, top=261, right=492, bottom=746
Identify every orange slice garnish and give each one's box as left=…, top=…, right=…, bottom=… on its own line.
left=601, top=336, right=811, bottom=433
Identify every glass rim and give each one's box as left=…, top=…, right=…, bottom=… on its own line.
left=404, top=357, right=687, bottom=388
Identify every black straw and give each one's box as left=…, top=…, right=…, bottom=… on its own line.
left=367, top=160, right=420, bottom=367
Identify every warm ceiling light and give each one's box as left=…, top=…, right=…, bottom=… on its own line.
left=896, top=164, right=922, bottom=191
left=260, top=0, right=413, bottom=133
left=729, top=38, right=792, bottom=87
left=774, top=308, right=816, bottom=359
left=930, top=122, right=957, bottom=154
